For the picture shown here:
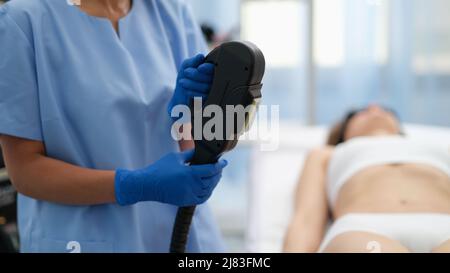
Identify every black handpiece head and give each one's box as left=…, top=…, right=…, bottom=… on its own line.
left=190, top=41, right=266, bottom=165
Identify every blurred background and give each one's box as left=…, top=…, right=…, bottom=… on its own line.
left=0, top=0, right=449, bottom=252
left=188, top=0, right=450, bottom=252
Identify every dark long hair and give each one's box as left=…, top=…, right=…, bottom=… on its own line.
left=327, top=107, right=401, bottom=146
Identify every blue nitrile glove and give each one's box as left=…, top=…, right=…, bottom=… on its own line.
left=168, top=54, right=215, bottom=122
left=115, top=150, right=227, bottom=206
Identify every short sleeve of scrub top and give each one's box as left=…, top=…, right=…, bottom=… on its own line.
left=0, top=6, right=43, bottom=141
left=0, top=0, right=225, bottom=253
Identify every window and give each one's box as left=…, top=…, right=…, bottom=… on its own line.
left=412, top=0, right=450, bottom=74
left=313, top=0, right=389, bottom=67
left=313, top=0, right=345, bottom=67
left=241, top=0, right=306, bottom=68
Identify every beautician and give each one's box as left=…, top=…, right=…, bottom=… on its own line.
left=0, top=0, right=227, bottom=252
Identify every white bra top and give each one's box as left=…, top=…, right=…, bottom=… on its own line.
left=327, top=135, right=450, bottom=206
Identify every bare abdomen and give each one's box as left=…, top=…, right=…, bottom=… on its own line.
left=333, top=164, right=450, bottom=219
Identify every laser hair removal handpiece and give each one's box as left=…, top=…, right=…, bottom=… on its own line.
left=169, top=41, right=266, bottom=253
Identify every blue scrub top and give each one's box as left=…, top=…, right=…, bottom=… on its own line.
left=0, top=0, right=225, bottom=253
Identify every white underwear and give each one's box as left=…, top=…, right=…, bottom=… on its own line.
left=319, top=213, right=450, bottom=253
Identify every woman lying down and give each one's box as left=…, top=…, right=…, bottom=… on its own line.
left=283, top=105, right=450, bottom=253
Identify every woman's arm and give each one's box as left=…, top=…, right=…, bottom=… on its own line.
left=0, top=135, right=116, bottom=206
left=283, top=147, right=334, bottom=253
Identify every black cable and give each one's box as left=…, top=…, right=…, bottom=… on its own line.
left=170, top=206, right=196, bottom=253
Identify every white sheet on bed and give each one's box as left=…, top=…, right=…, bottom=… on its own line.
left=246, top=123, right=450, bottom=253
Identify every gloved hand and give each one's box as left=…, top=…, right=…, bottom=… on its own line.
left=168, top=54, right=215, bottom=122
left=115, top=150, right=227, bottom=207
